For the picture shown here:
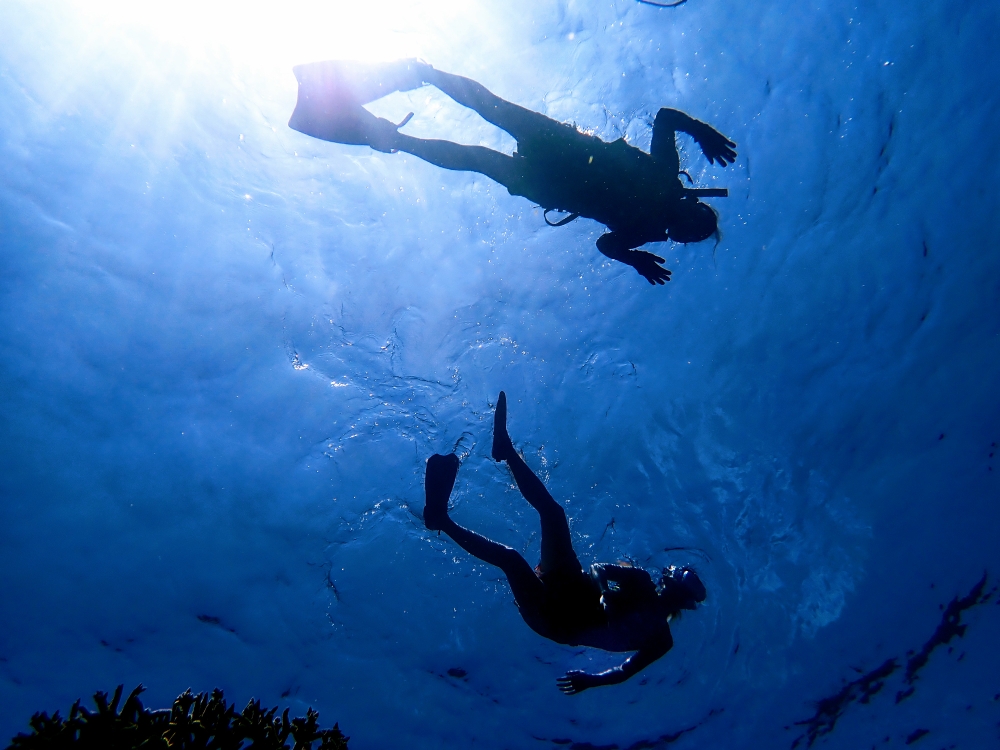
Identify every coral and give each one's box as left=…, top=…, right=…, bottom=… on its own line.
left=6, top=684, right=348, bottom=750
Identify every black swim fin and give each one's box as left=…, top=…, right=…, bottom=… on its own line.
left=288, top=59, right=426, bottom=145
left=491, top=391, right=515, bottom=462
left=424, top=453, right=459, bottom=531
left=292, top=59, right=427, bottom=106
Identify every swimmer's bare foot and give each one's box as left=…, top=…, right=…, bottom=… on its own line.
left=403, top=58, right=435, bottom=86
left=424, top=453, right=459, bottom=531
left=491, top=391, right=515, bottom=462
left=367, top=116, right=406, bottom=153
left=394, top=58, right=431, bottom=91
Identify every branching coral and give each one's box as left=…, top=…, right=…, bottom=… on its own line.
left=6, top=684, right=348, bottom=750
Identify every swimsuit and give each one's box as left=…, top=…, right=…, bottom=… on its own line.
left=537, top=565, right=607, bottom=646
left=505, top=123, right=683, bottom=233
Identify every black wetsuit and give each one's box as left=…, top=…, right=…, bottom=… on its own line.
left=532, top=562, right=670, bottom=651
left=291, top=60, right=734, bottom=278
left=423, top=392, right=680, bottom=692
left=508, top=124, right=684, bottom=243
left=535, top=565, right=607, bottom=645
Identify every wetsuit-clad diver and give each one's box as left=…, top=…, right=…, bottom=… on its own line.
left=288, top=60, right=737, bottom=286
left=423, top=392, right=707, bottom=693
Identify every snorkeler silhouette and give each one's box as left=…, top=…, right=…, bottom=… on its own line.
left=423, top=392, right=707, bottom=693
left=289, top=60, right=737, bottom=285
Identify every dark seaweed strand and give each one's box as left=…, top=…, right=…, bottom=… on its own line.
left=791, top=572, right=993, bottom=748
left=562, top=722, right=695, bottom=750
left=791, top=658, right=899, bottom=749
left=6, top=684, right=349, bottom=750
left=895, top=571, right=991, bottom=702
left=555, top=707, right=722, bottom=750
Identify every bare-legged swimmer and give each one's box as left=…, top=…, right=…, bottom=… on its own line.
left=289, top=60, right=737, bottom=286
left=423, top=392, right=707, bottom=693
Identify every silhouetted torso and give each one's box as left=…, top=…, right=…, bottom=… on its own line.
left=529, top=563, right=673, bottom=653
left=506, top=124, right=684, bottom=241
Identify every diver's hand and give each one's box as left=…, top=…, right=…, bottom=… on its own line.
left=691, top=122, right=737, bottom=167
left=628, top=251, right=672, bottom=285
left=557, top=670, right=599, bottom=695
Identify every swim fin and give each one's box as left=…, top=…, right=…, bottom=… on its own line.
left=292, top=59, right=427, bottom=106
left=288, top=59, right=426, bottom=146
left=491, top=391, right=515, bottom=462
left=424, top=453, right=460, bottom=531
left=288, top=100, right=402, bottom=150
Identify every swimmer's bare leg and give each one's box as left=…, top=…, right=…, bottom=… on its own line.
left=491, top=392, right=580, bottom=573
left=388, top=133, right=520, bottom=187
left=424, top=453, right=544, bottom=613
left=418, top=65, right=557, bottom=143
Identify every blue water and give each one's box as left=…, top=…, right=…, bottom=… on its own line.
left=2, top=1, right=999, bottom=747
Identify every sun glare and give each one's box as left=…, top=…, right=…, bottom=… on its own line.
left=68, top=0, right=471, bottom=71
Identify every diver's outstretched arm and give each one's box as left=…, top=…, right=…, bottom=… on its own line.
left=557, top=637, right=672, bottom=695
left=652, top=108, right=737, bottom=168
left=596, top=233, right=671, bottom=285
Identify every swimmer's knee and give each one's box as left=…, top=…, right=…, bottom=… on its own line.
left=496, top=545, right=522, bottom=567
left=493, top=546, right=533, bottom=578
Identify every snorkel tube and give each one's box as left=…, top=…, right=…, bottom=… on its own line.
left=682, top=187, right=728, bottom=198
